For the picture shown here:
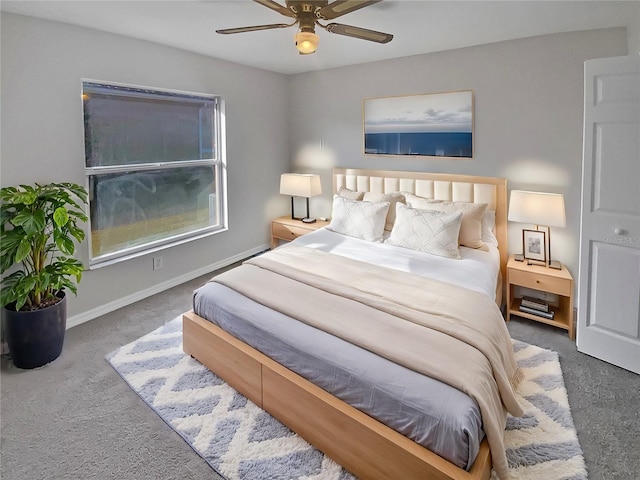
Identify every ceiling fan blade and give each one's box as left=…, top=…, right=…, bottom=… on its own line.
left=325, top=22, right=393, bottom=43
left=253, top=0, right=296, bottom=18
left=317, top=0, right=382, bottom=20
left=216, top=23, right=294, bottom=35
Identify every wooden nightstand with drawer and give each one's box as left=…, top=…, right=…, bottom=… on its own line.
left=506, top=255, right=575, bottom=339
left=271, top=216, right=330, bottom=249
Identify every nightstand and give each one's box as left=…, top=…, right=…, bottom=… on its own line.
left=271, top=216, right=330, bottom=249
left=506, top=255, right=575, bottom=339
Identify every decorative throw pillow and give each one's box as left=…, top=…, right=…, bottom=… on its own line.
left=327, top=196, right=390, bottom=243
left=404, top=193, right=488, bottom=250
left=362, top=191, right=405, bottom=231
left=482, top=210, right=499, bottom=246
left=386, top=204, right=462, bottom=259
left=338, top=186, right=364, bottom=201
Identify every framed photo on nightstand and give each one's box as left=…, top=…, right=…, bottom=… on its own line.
left=523, top=229, right=546, bottom=262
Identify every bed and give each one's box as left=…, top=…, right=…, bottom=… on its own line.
left=183, top=168, right=519, bottom=480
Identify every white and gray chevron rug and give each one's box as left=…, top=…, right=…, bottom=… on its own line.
left=106, top=317, right=587, bottom=480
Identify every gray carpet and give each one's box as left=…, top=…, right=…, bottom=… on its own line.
left=2, top=263, right=639, bottom=480
left=107, top=318, right=586, bottom=480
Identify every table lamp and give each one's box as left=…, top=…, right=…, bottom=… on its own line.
left=279, top=173, right=322, bottom=223
left=508, top=190, right=566, bottom=269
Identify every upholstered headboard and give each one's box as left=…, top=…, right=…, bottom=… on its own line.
left=333, top=168, right=508, bottom=300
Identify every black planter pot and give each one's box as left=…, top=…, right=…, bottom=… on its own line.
left=4, top=292, right=67, bottom=369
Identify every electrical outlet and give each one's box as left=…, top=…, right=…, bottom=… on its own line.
left=153, top=256, right=163, bottom=271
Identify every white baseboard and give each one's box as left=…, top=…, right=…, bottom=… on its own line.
left=66, top=244, right=269, bottom=330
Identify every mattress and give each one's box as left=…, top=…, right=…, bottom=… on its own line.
left=193, top=229, right=501, bottom=471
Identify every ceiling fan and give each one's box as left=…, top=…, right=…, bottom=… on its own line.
left=216, top=0, right=393, bottom=55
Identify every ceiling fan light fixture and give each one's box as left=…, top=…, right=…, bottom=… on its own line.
left=217, top=1, right=393, bottom=54
left=295, top=31, right=319, bottom=54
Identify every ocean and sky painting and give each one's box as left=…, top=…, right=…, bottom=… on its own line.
left=364, top=90, right=473, bottom=158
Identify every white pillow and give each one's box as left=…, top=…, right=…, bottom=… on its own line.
left=482, top=210, right=499, bottom=246
left=386, top=204, right=463, bottom=259
left=338, top=186, right=364, bottom=201
left=404, top=193, right=488, bottom=251
left=327, top=196, right=390, bottom=243
left=362, top=191, right=405, bottom=231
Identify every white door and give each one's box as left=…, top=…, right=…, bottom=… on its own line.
left=578, top=55, right=640, bottom=374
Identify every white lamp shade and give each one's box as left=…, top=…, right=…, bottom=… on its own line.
left=280, top=173, right=322, bottom=198
left=508, top=190, right=566, bottom=227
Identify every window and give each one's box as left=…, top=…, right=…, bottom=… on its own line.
left=82, top=81, right=226, bottom=268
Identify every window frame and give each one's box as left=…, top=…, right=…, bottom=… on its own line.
left=82, top=79, right=227, bottom=269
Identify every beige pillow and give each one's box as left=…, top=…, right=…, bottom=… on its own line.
left=482, top=210, right=499, bottom=246
left=362, top=191, right=405, bottom=231
left=338, top=186, right=364, bottom=201
left=404, top=193, right=488, bottom=250
left=386, top=204, right=462, bottom=259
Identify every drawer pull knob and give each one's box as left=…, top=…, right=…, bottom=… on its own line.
left=614, top=228, right=625, bottom=235
left=536, top=280, right=540, bottom=284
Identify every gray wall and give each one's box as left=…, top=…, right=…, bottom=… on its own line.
left=0, top=12, right=631, bottom=324
left=1, top=13, right=290, bottom=325
left=288, top=28, right=629, bottom=299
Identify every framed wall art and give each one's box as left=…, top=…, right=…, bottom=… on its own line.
left=523, top=229, right=546, bottom=263
left=363, top=90, right=474, bottom=158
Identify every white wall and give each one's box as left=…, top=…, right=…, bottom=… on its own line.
left=288, top=28, right=628, bottom=299
left=629, top=16, right=640, bottom=54
left=0, top=13, right=290, bottom=324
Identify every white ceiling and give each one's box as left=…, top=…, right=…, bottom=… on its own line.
left=2, top=1, right=638, bottom=75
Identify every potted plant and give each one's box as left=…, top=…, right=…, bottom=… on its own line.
left=1, top=182, right=88, bottom=369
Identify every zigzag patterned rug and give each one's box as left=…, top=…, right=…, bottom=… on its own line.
left=107, top=317, right=587, bottom=480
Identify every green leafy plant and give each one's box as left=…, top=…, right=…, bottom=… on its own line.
left=1, top=183, right=88, bottom=311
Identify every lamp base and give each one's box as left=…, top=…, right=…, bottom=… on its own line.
left=548, top=260, right=562, bottom=270
left=527, top=259, right=546, bottom=267
left=290, top=197, right=316, bottom=224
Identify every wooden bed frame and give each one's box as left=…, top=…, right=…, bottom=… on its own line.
left=183, top=169, right=507, bottom=480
